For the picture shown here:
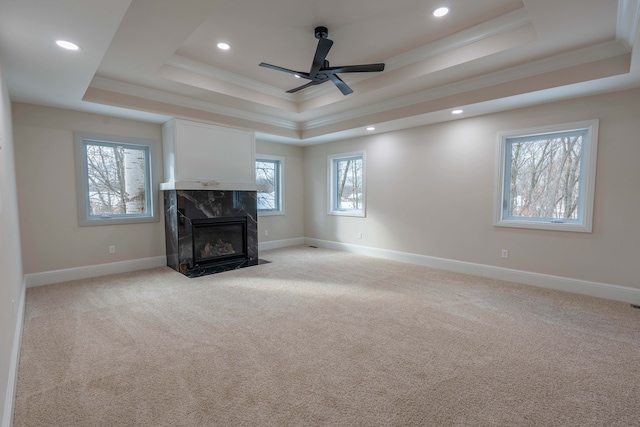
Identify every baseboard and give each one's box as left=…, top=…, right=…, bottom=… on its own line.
left=19, top=240, right=640, bottom=304
left=22, top=241, right=308, bottom=286
left=304, top=238, right=640, bottom=305
left=2, top=281, right=26, bottom=427
left=258, top=237, right=305, bottom=252
left=24, top=256, right=167, bottom=288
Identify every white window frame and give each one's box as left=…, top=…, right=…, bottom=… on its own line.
left=494, top=119, right=599, bottom=233
left=256, top=154, right=285, bottom=216
left=328, top=151, right=366, bottom=217
left=74, top=132, right=159, bottom=226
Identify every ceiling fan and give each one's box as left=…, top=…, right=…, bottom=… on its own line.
left=259, top=26, right=385, bottom=96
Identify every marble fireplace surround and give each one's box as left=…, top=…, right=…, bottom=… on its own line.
left=160, top=119, right=265, bottom=277
left=164, top=189, right=259, bottom=277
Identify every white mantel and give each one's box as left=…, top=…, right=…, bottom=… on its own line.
left=159, top=180, right=265, bottom=191
left=161, top=119, right=263, bottom=191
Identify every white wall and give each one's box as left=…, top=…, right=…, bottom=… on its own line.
left=11, top=105, right=308, bottom=276
left=0, top=60, right=25, bottom=427
left=9, top=89, right=640, bottom=289
left=256, top=139, right=305, bottom=247
left=303, top=89, right=640, bottom=291
left=12, top=103, right=166, bottom=275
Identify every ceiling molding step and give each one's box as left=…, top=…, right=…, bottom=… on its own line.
left=617, top=0, right=640, bottom=48
left=85, top=8, right=531, bottom=118
left=165, top=54, right=294, bottom=100
left=134, top=6, right=535, bottom=110
left=281, top=7, right=534, bottom=104
left=88, top=77, right=299, bottom=130
left=384, top=7, right=532, bottom=73
left=301, top=54, right=632, bottom=140
left=156, top=64, right=298, bottom=113
left=302, top=40, right=630, bottom=130
left=298, top=22, right=537, bottom=115
left=290, top=80, right=336, bottom=101
left=163, top=56, right=358, bottom=103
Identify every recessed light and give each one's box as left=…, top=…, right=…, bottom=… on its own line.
left=217, top=42, right=230, bottom=50
left=433, top=7, right=449, bottom=17
left=452, top=109, right=463, bottom=114
left=55, top=40, right=80, bottom=51
left=366, top=127, right=376, bottom=131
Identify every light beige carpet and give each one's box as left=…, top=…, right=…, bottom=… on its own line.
left=13, top=246, right=640, bottom=426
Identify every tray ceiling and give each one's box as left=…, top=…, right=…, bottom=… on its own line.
left=1, top=0, right=638, bottom=144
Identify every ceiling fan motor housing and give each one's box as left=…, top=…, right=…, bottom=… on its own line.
left=314, top=26, right=328, bottom=40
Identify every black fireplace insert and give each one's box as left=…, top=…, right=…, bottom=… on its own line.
left=192, top=217, right=248, bottom=267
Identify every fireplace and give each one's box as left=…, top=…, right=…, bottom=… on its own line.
left=159, top=120, right=263, bottom=277
left=192, top=217, right=247, bottom=266
left=163, top=190, right=259, bottom=277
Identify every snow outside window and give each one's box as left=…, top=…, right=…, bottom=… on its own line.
left=328, top=151, right=366, bottom=217
left=256, top=155, right=284, bottom=215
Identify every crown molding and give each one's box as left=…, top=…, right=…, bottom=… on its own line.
left=165, top=55, right=341, bottom=102
left=165, top=54, right=293, bottom=100
left=617, top=0, right=640, bottom=49
left=303, top=40, right=630, bottom=130
left=89, top=36, right=628, bottom=137
left=89, top=77, right=299, bottom=130
left=384, top=8, right=532, bottom=73
left=88, top=32, right=629, bottom=139
left=162, top=8, right=533, bottom=105
left=296, top=8, right=534, bottom=102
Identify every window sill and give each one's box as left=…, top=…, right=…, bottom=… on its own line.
left=328, top=210, right=365, bottom=218
left=79, top=215, right=158, bottom=226
left=258, top=211, right=285, bottom=217
left=494, top=219, right=592, bottom=233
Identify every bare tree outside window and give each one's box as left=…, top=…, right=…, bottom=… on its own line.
left=85, top=143, right=147, bottom=216
left=506, top=131, right=584, bottom=220
left=75, top=133, right=157, bottom=226
left=256, top=158, right=281, bottom=212
left=335, top=156, right=363, bottom=210
left=496, top=120, right=598, bottom=233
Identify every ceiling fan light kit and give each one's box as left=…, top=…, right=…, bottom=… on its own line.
left=259, top=26, right=385, bottom=95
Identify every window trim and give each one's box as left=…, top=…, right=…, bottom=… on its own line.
left=74, top=132, right=159, bottom=226
left=328, top=150, right=366, bottom=217
left=494, top=119, right=599, bottom=233
left=256, top=154, right=285, bottom=216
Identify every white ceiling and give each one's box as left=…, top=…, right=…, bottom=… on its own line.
left=1, top=0, right=639, bottom=145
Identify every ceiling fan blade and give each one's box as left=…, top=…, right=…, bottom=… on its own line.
left=260, top=27, right=381, bottom=96
left=329, top=74, right=353, bottom=95
left=309, top=38, right=333, bottom=78
left=259, top=62, right=310, bottom=79
left=324, top=63, right=385, bottom=74
left=286, top=80, right=321, bottom=93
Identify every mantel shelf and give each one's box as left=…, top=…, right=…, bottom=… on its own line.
left=160, top=181, right=266, bottom=191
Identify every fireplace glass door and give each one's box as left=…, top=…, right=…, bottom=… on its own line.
left=192, top=217, right=248, bottom=266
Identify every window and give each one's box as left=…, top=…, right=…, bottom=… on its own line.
left=495, top=120, right=599, bottom=232
left=328, top=151, right=366, bottom=217
left=256, top=155, right=284, bottom=215
left=74, top=132, right=158, bottom=226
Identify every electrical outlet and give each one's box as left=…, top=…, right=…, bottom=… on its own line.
left=264, top=229, right=269, bottom=236
left=357, top=232, right=363, bottom=239
left=109, top=245, right=116, bottom=254
left=501, top=249, right=509, bottom=259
